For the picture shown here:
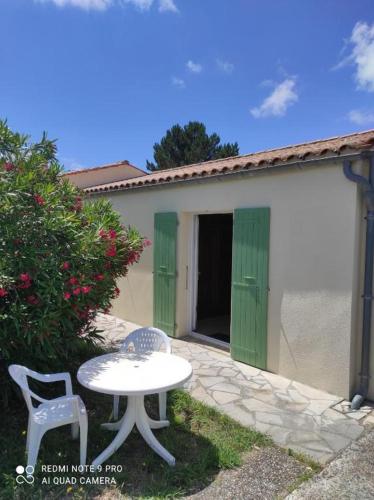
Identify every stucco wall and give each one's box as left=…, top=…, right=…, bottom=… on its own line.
left=95, top=162, right=360, bottom=398
left=64, top=164, right=144, bottom=188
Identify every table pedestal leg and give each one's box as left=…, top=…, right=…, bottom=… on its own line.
left=102, top=413, right=169, bottom=432
left=93, top=395, right=175, bottom=468
left=135, top=396, right=175, bottom=466
left=92, top=397, right=136, bottom=468
left=101, top=416, right=125, bottom=431
left=148, top=417, right=170, bottom=429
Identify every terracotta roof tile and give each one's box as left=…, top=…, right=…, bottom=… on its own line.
left=85, top=129, right=374, bottom=194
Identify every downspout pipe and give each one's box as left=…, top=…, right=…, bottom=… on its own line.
left=343, top=154, right=374, bottom=410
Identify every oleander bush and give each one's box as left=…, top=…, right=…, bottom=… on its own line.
left=0, top=120, right=147, bottom=405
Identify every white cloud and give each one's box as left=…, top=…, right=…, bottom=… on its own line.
left=36, top=0, right=178, bottom=12
left=122, top=0, right=153, bottom=10
left=61, top=157, right=85, bottom=171
left=36, top=0, right=111, bottom=9
left=171, top=76, right=185, bottom=89
left=216, top=59, right=234, bottom=74
left=348, top=109, right=374, bottom=126
left=335, top=21, right=374, bottom=92
left=250, top=78, right=298, bottom=118
left=260, top=79, right=275, bottom=87
left=186, top=60, right=202, bottom=74
left=159, top=0, right=178, bottom=12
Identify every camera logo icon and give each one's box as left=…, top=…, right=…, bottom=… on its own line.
left=16, top=465, right=35, bottom=484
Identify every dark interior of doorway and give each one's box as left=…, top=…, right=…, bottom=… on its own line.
left=195, top=213, right=233, bottom=343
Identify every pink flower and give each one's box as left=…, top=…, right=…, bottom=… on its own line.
left=0, top=288, right=8, bottom=297
left=99, top=229, right=107, bottom=239
left=26, top=295, right=39, bottom=305
left=34, top=194, right=45, bottom=206
left=143, top=239, right=152, bottom=248
left=4, top=162, right=15, bottom=172
left=94, top=274, right=105, bottom=281
left=128, top=251, right=140, bottom=265
left=69, top=277, right=78, bottom=285
left=108, top=229, right=117, bottom=239
left=63, top=292, right=71, bottom=300
left=81, top=286, right=92, bottom=294
left=106, top=245, right=117, bottom=257
left=19, top=273, right=32, bottom=289
left=18, top=281, right=31, bottom=289
left=73, top=287, right=81, bottom=296
left=62, top=262, right=70, bottom=270
left=74, top=197, right=82, bottom=212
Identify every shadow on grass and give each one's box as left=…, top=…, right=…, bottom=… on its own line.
left=0, top=386, right=269, bottom=499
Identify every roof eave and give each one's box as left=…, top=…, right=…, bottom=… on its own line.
left=85, top=150, right=368, bottom=195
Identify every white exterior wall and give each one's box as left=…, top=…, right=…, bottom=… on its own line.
left=96, top=162, right=361, bottom=399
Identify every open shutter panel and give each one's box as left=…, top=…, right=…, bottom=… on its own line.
left=231, top=207, right=270, bottom=369
left=153, top=212, right=178, bottom=337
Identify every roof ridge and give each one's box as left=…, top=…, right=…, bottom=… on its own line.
left=81, top=128, right=374, bottom=194
left=139, top=128, right=374, bottom=176
left=62, top=160, right=147, bottom=176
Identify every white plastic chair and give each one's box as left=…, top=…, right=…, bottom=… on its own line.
left=113, top=327, right=172, bottom=421
left=8, top=365, right=88, bottom=470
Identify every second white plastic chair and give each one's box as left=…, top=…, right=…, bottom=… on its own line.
left=8, top=365, right=88, bottom=470
left=113, top=327, right=171, bottom=421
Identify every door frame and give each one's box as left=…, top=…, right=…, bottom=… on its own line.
left=187, top=211, right=233, bottom=349
left=188, top=214, right=199, bottom=334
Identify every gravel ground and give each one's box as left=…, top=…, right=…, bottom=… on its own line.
left=184, top=447, right=310, bottom=500
left=287, top=428, right=374, bottom=500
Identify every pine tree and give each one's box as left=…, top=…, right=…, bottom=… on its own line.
left=146, top=121, right=239, bottom=171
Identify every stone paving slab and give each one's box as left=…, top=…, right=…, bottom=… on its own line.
left=287, top=428, right=374, bottom=499
left=95, top=314, right=374, bottom=465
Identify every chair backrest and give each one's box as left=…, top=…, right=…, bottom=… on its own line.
left=8, top=365, right=46, bottom=412
left=120, top=327, right=172, bottom=355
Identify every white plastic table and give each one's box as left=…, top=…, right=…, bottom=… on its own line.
left=77, top=351, right=193, bottom=467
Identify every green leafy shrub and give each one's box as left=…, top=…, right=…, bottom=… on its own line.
left=0, top=121, right=147, bottom=404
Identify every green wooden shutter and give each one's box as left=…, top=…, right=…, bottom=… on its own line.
left=231, top=207, right=270, bottom=369
left=153, top=212, right=178, bottom=337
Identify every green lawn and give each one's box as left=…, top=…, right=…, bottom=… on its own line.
left=0, top=386, right=271, bottom=499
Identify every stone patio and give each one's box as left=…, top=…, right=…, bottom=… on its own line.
left=95, top=314, right=374, bottom=464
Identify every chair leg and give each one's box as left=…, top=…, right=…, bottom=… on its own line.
left=113, top=395, right=120, bottom=421
left=71, top=422, right=79, bottom=440
left=26, top=416, right=32, bottom=455
left=27, top=425, right=43, bottom=470
left=158, top=392, right=167, bottom=420
left=79, top=416, right=88, bottom=466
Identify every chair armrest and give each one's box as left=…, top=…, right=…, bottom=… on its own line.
left=28, top=389, right=51, bottom=404
left=28, top=370, right=73, bottom=395
left=7, top=369, right=54, bottom=404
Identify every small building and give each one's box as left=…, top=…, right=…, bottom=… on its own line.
left=82, top=130, right=374, bottom=402
left=62, top=160, right=146, bottom=189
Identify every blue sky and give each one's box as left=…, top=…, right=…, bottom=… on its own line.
left=1, top=0, right=374, bottom=171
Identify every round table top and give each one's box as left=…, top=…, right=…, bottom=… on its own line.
left=77, top=351, right=193, bottom=396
